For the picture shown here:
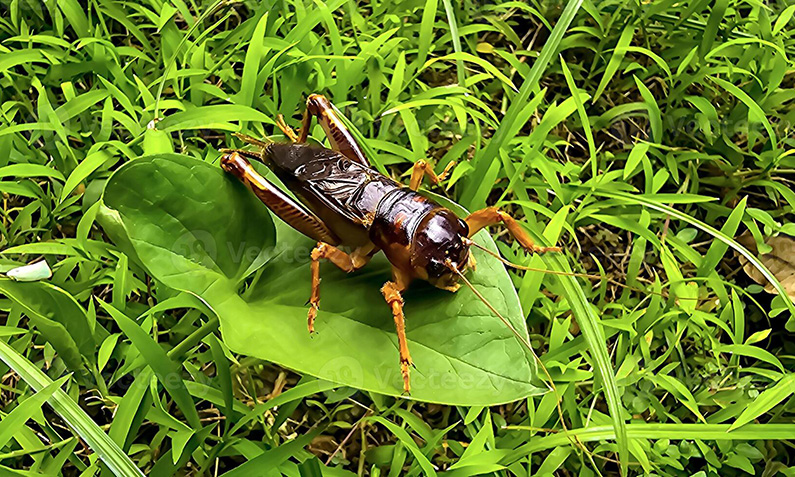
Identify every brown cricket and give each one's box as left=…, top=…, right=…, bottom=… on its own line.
left=220, top=94, right=560, bottom=394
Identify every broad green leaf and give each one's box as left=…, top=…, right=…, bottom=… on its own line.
left=98, top=155, right=541, bottom=405
left=98, top=154, right=276, bottom=292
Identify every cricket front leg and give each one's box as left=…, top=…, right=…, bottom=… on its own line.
left=381, top=269, right=413, bottom=394
left=409, top=159, right=456, bottom=191
left=308, top=243, right=373, bottom=333
left=465, top=207, right=561, bottom=254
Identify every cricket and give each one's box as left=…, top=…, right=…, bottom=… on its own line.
left=220, top=94, right=561, bottom=394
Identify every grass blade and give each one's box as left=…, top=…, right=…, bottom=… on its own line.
left=528, top=230, right=630, bottom=473
left=0, top=340, right=144, bottom=476
left=506, top=423, right=795, bottom=455
left=584, top=187, right=795, bottom=322
left=99, top=299, right=202, bottom=430
left=730, top=374, right=795, bottom=430
left=460, top=0, right=584, bottom=209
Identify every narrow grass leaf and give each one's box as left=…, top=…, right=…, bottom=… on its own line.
left=560, top=57, right=597, bottom=178
left=624, top=143, right=649, bottom=180
left=593, top=24, right=634, bottom=101
left=581, top=187, right=795, bottom=323
left=730, top=374, right=795, bottom=430
left=98, top=300, right=201, bottom=430
left=60, top=151, right=113, bottom=203
left=0, top=340, right=144, bottom=476
left=700, top=0, right=728, bottom=58
left=708, top=76, right=778, bottom=149
left=699, top=197, right=746, bottom=275
left=773, top=5, right=795, bottom=35
left=0, top=376, right=69, bottom=449
left=634, top=77, right=662, bottom=143
left=507, top=423, right=795, bottom=455
left=460, top=0, right=584, bottom=209
left=368, top=416, right=438, bottom=476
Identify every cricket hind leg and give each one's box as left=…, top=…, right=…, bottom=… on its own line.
left=280, top=94, right=371, bottom=167
left=465, top=207, right=561, bottom=254
left=221, top=152, right=339, bottom=245
left=308, top=243, right=373, bottom=333
left=381, top=268, right=414, bottom=394
left=408, top=159, right=456, bottom=191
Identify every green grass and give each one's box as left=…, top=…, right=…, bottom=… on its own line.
left=1, top=0, right=795, bottom=475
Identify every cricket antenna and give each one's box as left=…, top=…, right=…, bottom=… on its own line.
left=445, top=259, right=577, bottom=448
left=462, top=237, right=601, bottom=279
left=461, top=237, right=677, bottom=299
left=446, top=258, right=535, bottom=351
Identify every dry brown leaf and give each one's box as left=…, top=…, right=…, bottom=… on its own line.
left=737, top=232, right=795, bottom=302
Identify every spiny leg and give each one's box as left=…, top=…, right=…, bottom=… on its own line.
left=276, top=115, right=299, bottom=142
left=408, top=159, right=456, bottom=191
left=465, top=207, right=561, bottom=254
left=232, top=133, right=272, bottom=149
left=381, top=269, right=413, bottom=394
left=308, top=243, right=372, bottom=333
left=280, top=94, right=371, bottom=166
left=221, top=153, right=339, bottom=244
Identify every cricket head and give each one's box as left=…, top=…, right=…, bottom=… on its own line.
left=410, top=209, right=474, bottom=292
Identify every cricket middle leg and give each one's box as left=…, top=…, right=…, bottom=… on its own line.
left=408, top=159, right=456, bottom=191
left=308, top=243, right=373, bottom=333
